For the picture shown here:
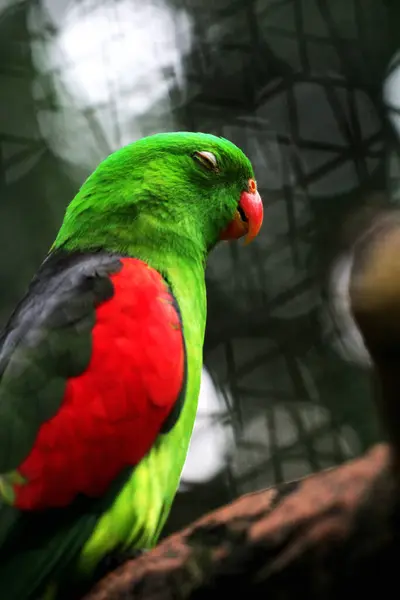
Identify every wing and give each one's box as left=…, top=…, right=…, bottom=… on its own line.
left=0, top=249, right=186, bottom=511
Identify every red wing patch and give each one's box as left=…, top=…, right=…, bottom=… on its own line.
left=14, top=258, right=185, bottom=510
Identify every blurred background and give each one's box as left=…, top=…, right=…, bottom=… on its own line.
left=1, top=0, right=400, bottom=536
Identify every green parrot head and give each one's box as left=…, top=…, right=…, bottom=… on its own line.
left=54, top=132, right=263, bottom=261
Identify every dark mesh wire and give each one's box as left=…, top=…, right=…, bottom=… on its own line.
left=0, top=0, right=398, bottom=534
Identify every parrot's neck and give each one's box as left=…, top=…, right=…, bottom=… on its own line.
left=55, top=215, right=210, bottom=356
left=56, top=211, right=208, bottom=281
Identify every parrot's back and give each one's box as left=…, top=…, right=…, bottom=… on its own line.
left=0, top=249, right=206, bottom=599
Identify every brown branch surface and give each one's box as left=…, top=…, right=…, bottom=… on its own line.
left=83, top=444, right=399, bottom=600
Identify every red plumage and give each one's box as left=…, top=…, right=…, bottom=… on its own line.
left=14, top=258, right=185, bottom=510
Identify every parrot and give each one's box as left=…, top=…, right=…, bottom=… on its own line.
left=0, top=131, right=263, bottom=599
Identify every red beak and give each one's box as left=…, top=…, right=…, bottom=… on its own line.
left=220, top=178, right=263, bottom=244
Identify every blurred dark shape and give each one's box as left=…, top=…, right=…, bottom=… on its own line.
left=0, top=0, right=399, bottom=535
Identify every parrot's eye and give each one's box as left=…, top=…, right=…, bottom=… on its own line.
left=193, top=151, right=219, bottom=173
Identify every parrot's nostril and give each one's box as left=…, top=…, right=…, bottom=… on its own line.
left=248, top=178, right=257, bottom=194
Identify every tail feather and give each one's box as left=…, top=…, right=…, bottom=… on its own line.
left=0, top=469, right=132, bottom=599
left=0, top=502, right=97, bottom=600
